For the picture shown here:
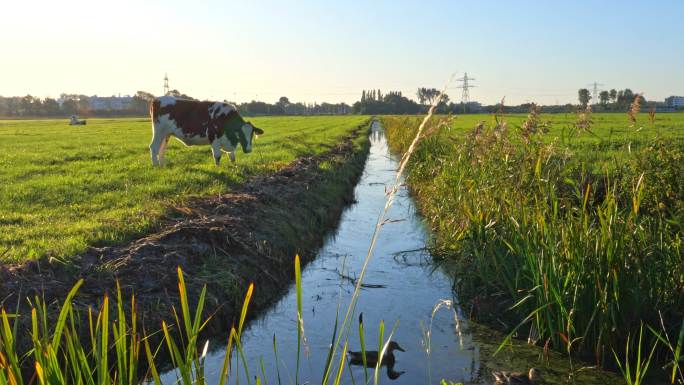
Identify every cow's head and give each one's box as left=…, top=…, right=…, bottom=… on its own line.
left=238, top=122, right=264, bottom=153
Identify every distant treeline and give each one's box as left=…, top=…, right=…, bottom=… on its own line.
left=1, top=86, right=680, bottom=118
left=0, top=92, right=154, bottom=117
left=0, top=92, right=352, bottom=118
left=238, top=97, right=351, bottom=116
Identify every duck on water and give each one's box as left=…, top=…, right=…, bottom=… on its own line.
left=348, top=340, right=406, bottom=380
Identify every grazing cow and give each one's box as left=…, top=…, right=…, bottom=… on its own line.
left=149, top=96, right=264, bottom=166
left=69, top=115, right=86, bottom=125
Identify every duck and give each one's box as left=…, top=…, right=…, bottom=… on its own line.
left=492, top=368, right=541, bottom=384
left=348, top=341, right=405, bottom=367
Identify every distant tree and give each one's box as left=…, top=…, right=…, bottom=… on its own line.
left=62, top=99, right=78, bottom=115
left=76, top=95, right=90, bottom=115
left=599, top=90, right=610, bottom=105
left=20, top=95, right=40, bottom=116
left=621, top=89, right=635, bottom=103
left=616, top=89, right=635, bottom=110
left=131, top=91, right=155, bottom=114
left=43, top=98, right=61, bottom=115
left=361, top=90, right=366, bottom=102
left=416, top=88, right=426, bottom=104
left=416, top=88, right=444, bottom=107
left=167, top=89, right=196, bottom=100
left=277, top=96, right=290, bottom=106
left=436, top=93, right=450, bottom=113
left=135, top=91, right=155, bottom=102
left=275, top=96, right=291, bottom=114
left=609, top=89, right=617, bottom=103
left=578, top=88, right=591, bottom=107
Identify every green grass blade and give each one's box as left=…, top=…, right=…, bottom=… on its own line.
left=238, top=283, right=254, bottom=337
left=295, top=254, right=303, bottom=385
left=143, top=336, right=163, bottom=385
left=51, top=279, right=84, bottom=349
left=357, top=312, right=368, bottom=384
left=273, top=334, right=282, bottom=385
left=218, top=328, right=236, bottom=385
left=332, top=341, right=349, bottom=385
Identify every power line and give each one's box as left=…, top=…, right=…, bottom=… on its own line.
left=455, top=73, right=477, bottom=112
left=455, top=72, right=476, bottom=104
left=588, top=81, right=605, bottom=105
left=163, top=73, right=170, bottom=96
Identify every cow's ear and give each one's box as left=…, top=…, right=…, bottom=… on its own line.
left=253, top=127, right=264, bottom=135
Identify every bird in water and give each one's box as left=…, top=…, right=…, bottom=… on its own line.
left=348, top=341, right=405, bottom=367
left=492, top=368, right=541, bottom=384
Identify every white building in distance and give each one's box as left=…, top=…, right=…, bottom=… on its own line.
left=89, top=95, right=133, bottom=110
left=665, top=96, right=684, bottom=108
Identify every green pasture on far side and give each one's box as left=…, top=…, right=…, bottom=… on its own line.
left=0, top=116, right=368, bottom=262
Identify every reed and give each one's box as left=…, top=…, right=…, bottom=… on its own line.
left=381, top=109, right=684, bottom=376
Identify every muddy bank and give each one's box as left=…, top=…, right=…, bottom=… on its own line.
left=0, top=120, right=371, bottom=337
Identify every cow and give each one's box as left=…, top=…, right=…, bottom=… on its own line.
left=69, top=115, right=86, bottom=125
left=149, top=96, right=264, bottom=166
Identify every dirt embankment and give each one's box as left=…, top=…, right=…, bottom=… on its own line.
left=0, top=121, right=371, bottom=336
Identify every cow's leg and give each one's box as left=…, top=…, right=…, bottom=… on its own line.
left=149, top=124, right=163, bottom=167
left=229, top=151, right=236, bottom=163
left=157, top=135, right=170, bottom=167
left=211, top=141, right=222, bottom=166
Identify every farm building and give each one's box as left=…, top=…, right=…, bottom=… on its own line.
left=665, top=95, right=684, bottom=107
left=88, top=95, right=134, bottom=111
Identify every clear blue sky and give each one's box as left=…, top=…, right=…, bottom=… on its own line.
left=2, top=0, right=682, bottom=105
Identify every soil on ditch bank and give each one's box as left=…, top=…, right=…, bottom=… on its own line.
left=0, top=121, right=371, bottom=340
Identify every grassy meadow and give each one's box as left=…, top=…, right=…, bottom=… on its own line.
left=0, top=116, right=368, bottom=262
left=382, top=111, right=684, bottom=379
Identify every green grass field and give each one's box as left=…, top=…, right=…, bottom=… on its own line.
left=446, top=111, right=684, bottom=143
left=382, top=111, right=684, bottom=377
left=0, top=116, right=368, bottom=262
left=437, top=111, right=684, bottom=171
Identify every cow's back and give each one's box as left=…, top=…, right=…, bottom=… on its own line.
left=151, top=97, right=234, bottom=143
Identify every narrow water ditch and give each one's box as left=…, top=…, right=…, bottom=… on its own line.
left=160, top=122, right=624, bottom=385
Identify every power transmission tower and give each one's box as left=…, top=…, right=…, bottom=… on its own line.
left=588, top=81, right=604, bottom=105
left=456, top=73, right=476, bottom=112
left=163, top=73, right=170, bottom=96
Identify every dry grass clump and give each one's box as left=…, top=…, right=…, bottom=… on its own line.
left=648, top=106, right=656, bottom=125
left=628, top=94, right=643, bottom=127
left=575, top=105, right=594, bottom=134
left=520, top=103, right=549, bottom=143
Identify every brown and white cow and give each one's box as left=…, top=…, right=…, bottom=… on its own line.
left=149, top=96, right=264, bottom=166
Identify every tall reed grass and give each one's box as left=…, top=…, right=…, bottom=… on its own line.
left=381, top=112, right=684, bottom=381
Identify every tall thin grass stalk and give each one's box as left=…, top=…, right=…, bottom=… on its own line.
left=421, top=300, right=459, bottom=385
left=628, top=95, right=643, bottom=127
left=294, top=254, right=303, bottom=385
left=648, top=312, right=684, bottom=384
left=357, top=313, right=368, bottom=384
left=272, top=334, right=282, bottom=385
